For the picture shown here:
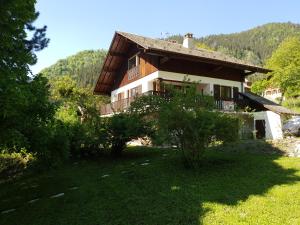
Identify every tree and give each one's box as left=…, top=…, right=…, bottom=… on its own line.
left=130, top=83, right=240, bottom=168
left=195, top=42, right=213, bottom=51
left=104, top=113, right=153, bottom=157
left=48, top=75, right=109, bottom=158
left=41, top=50, right=107, bottom=88
left=266, top=37, right=300, bottom=98
left=251, top=37, right=300, bottom=98
left=0, top=0, right=51, bottom=151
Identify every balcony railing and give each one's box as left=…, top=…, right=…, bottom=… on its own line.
left=128, top=65, right=140, bottom=80
left=100, top=96, right=136, bottom=115
left=100, top=92, right=243, bottom=115
left=215, top=99, right=235, bottom=111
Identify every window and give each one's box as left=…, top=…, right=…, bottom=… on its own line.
left=220, top=86, right=232, bottom=100
left=214, top=85, right=232, bottom=100
left=129, top=85, right=142, bottom=97
left=117, top=92, right=124, bottom=101
left=233, top=87, right=239, bottom=99
left=128, top=54, right=140, bottom=80
left=128, top=54, right=139, bottom=70
left=272, top=90, right=277, bottom=94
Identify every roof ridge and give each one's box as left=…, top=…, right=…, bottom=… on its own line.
left=116, top=31, right=271, bottom=73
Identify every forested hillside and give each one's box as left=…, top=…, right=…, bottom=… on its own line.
left=169, top=22, right=300, bottom=66
left=41, top=50, right=107, bottom=88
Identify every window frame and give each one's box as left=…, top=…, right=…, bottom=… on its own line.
left=128, top=54, right=139, bottom=70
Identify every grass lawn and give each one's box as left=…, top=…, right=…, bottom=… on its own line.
left=1, top=146, right=300, bottom=225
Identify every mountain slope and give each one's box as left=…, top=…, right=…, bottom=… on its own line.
left=168, top=22, right=300, bottom=66
left=41, top=50, right=107, bottom=88
left=201, top=22, right=300, bottom=65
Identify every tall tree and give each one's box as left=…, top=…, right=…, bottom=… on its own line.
left=0, top=0, right=51, bottom=150
left=266, top=37, right=300, bottom=97
left=252, top=37, right=300, bottom=98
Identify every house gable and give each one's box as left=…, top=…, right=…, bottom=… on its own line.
left=94, top=31, right=271, bottom=95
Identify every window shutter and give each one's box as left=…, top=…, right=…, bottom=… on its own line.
left=233, top=87, right=239, bottom=100
left=214, top=84, right=220, bottom=99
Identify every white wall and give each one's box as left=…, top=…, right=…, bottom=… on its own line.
left=159, top=71, right=243, bottom=94
left=111, top=71, right=159, bottom=102
left=253, top=111, right=283, bottom=140
left=111, top=70, right=243, bottom=102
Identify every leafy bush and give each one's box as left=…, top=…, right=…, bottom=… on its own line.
left=104, top=113, right=154, bottom=157
left=130, top=82, right=240, bottom=168
left=283, top=97, right=300, bottom=113
left=0, top=149, right=35, bottom=180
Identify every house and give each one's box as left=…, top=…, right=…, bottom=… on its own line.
left=262, top=88, right=283, bottom=103
left=94, top=31, right=296, bottom=139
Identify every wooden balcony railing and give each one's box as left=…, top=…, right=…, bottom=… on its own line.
left=100, top=92, right=245, bottom=115
left=128, top=65, right=140, bottom=80
left=100, top=96, right=136, bottom=115
left=215, top=99, right=235, bottom=111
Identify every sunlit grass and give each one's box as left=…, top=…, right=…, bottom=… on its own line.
left=0, top=146, right=300, bottom=225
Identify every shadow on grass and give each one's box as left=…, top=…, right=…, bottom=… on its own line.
left=0, top=141, right=299, bottom=225
left=108, top=141, right=300, bottom=225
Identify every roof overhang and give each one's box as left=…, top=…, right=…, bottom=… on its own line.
left=94, top=31, right=272, bottom=95
left=145, top=48, right=271, bottom=75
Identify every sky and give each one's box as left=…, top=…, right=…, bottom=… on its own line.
left=31, top=0, right=300, bottom=74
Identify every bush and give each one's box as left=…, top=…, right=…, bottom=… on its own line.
left=158, top=107, right=240, bottom=168
left=0, top=149, right=35, bottom=180
left=104, top=113, right=153, bottom=157
left=130, top=82, right=240, bottom=168
left=68, top=118, right=107, bottom=158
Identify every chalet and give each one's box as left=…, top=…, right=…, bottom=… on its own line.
left=262, top=88, right=283, bottom=103
left=94, top=31, right=296, bottom=139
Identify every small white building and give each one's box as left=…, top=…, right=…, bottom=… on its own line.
left=262, top=88, right=283, bottom=103
left=253, top=111, right=283, bottom=139
left=240, top=92, right=297, bottom=140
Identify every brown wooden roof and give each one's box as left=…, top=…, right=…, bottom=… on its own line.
left=94, top=31, right=271, bottom=95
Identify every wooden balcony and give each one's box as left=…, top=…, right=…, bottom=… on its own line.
left=100, top=92, right=244, bottom=115
left=100, top=97, right=135, bottom=115
left=128, top=65, right=140, bottom=80
left=215, top=99, right=235, bottom=111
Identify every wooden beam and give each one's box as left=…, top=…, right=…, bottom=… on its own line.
left=98, top=83, right=112, bottom=88
left=102, top=66, right=116, bottom=73
left=211, top=66, right=223, bottom=72
left=160, top=56, right=169, bottom=64
left=244, top=71, right=255, bottom=76
left=109, top=52, right=127, bottom=57
left=146, top=49, right=271, bottom=74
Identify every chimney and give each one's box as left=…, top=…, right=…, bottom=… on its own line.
left=183, top=33, right=194, bottom=48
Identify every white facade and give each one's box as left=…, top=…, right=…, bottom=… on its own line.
left=111, top=70, right=244, bottom=102
left=253, top=111, right=283, bottom=140
left=262, top=88, right=283, bottom=103
left=108, top=70, right=285, bottom=141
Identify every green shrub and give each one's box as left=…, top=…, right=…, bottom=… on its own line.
left=0, top=149, right=35, bottom=180
left=130, top=82, right=240, bottom=168
left=104, top=113, right=153, bottom=157
left=283, top=97, right=300, bottom=113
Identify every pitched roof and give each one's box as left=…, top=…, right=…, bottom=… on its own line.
left=240, top=92, right=298, bottom=115
left=117, top=31, right=271, bottom=73
left=94, top=31, right=271, bottom=94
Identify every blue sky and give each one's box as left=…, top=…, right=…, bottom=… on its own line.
left=31, top=0, right=300, bottom=74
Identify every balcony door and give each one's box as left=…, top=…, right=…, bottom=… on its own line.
left=214, top=84, right=232, bottom=100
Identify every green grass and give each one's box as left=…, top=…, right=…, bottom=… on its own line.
left=1, top=146, right=300, bottom=225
